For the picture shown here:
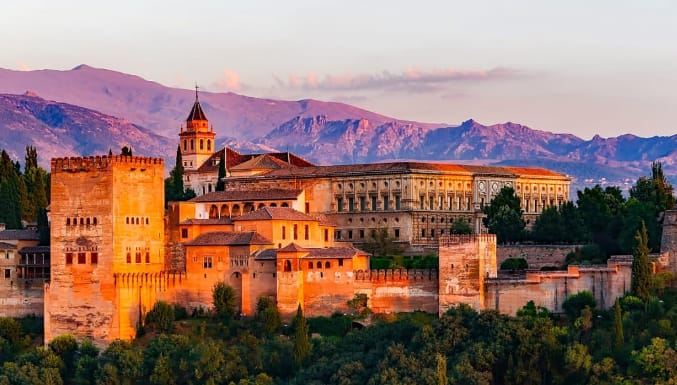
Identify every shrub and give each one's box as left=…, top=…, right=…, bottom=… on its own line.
left=500, top=257, right=528, bottom=270
left=145, top=301, right=175, bottom=333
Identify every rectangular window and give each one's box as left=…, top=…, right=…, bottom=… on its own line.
left=359, top=229, right=365, bottom=239
left=348, top=197, right=354, bottom=212
left=348, top=230, right=353, bottom=239
left=383, top=196, right=389, bottom=211
left=371, top=229, right=377, bottom=238
left=126, top=253, right=131, bottom=264
left=4, top=269, right=9, bottom=279
left=4, top=251, right=8, bottom=259
left=421, top=229, right=426, bottom=237
left=293, top=224, right=298, bottom=240
left=282, top=226, right=286, bottom=240
left=429, top=196, right=434, bottom=210
left=431, top=229, right=436, bottom=238
left=335, top=230, right=342, bottom=240
left=90, top=252, right=98, bottom=264
left=304, top=225, right=309, bottom=240
left=337, top=197, right=343, bottom=212
left=324, top=229, right=328, bottom=242
left=78, top=253, right=86, bottom=264
left=65, top=253, right=73, bottom=264
left=371, top=196, right=377, bottom=211
left=420, top=196, right=425, bottom=209
left=394, top=228, right=400, bottom=238
left=305, top=202, right=310, bottom=213
left=145, top=252, right=150, bottom=264
left=135, top=252, right=141, bottom=263
left=395, top=195, right=401, bottom=210
left=181, top=228, right=188, bottom=239
left=338, top=259, right=344, bottom=267
left=360, top=196, right=366, bottom=211
left=203, top=256, right=213, bottom=269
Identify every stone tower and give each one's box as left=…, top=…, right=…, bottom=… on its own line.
left=438, top=234, right=497, bottom=313
left=661, top=209, right=677, bottom=277
left=46, top=155, right=165, bottom=346
left=179, top=88, right=216, bottom=171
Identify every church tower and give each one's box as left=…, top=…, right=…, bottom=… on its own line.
left=179, top=88, right=216, bottom=171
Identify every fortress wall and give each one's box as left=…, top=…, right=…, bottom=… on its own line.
left=354, top=269, right=439, bottom=314
left=0, top=285, right=43, bottom=317
left=497, top=245, right=581, bottom=270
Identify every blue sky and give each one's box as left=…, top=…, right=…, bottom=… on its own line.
left=3, top=0, right=676, bottom=138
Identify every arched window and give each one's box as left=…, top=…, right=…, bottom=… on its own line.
left=200, top=139, right=204, bottom=150
left=270, top=203, right=277, bottom=207
left=220, top=205, right=230, bottom=218
left=308, top=262, right=313, bottom=269
left=80, top=218, right=84, bottom=225
left=93, top=217, right=97, bottom=225
left=207, top=140, right=211, bottom=151
left=209, top=205, right=219, bottom=219
left=284, top=260, right=292, bottom=272
left=66, top=218, right=70, bottom=226
left=125, top=217, right=129, bottom=224
left=325, top=261, right=330, bottom=269
left=293, top=224, right=298, bottom=240
left=281, top=202, right=289, bottom=207
left=86, top=218, right=90, bottom=225
left=183, top=140, right=187, bottom=151
left=190, top=139, right=194, bottom=150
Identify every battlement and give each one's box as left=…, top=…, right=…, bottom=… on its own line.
left=51, top=155, right=164, bottom=173
left=439, top=234, right=496, bottom=246
left=354, top=268, right=438, bottom=282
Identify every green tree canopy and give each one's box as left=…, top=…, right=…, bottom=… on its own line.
left=483, top=186, right=525, bottom=244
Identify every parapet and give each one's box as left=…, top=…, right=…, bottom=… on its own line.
left=439, top=234, right=496, bottom=247
left=354, top=268, right=438, bottom=282
left=51, top=155, right=164, bottom=173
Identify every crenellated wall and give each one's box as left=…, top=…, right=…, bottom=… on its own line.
left=354, top=269, right=439, bottom=314
left=497, top=244, right=582, bottom=270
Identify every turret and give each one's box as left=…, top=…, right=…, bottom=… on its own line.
left=179, top=86, right=216, bottom=171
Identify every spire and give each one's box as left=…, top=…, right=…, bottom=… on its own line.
left=187, top=84, right=207, bottom=121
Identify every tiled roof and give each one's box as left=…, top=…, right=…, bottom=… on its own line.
left=0, top=230, right=39, bottom=241
left=0, top=242, right=16, bottom=250
left=179, top=218, right=234, bottom=225
left=234, top=207, right=318, bottom=222
left=226, top=161, right=568, bottom=180
left=195, top=148, right=315, bottom=175
left=190, top=189, right=303, bottom=203
left=195, top=148, right=224, bottom=173
left=184, top=231, right=272, bottom=246
left=187, top=100, right=207, bottom=121
left=19, top=246, right=50, bottom=254
left=305, top=247, right=370, bottom=259
left=254, top=249, right=277, bottom=260
left=230, top=154, right=293, bottom=171
left=278, top=243, right=308, bottom=252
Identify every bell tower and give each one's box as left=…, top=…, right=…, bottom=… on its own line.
left=179, top=86, right=216, bottom=171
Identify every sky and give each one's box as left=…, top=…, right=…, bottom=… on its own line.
left=2, top=0, right=676, bottom=139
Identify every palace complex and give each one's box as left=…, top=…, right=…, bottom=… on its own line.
left=0, top=94, right=668, bottom=347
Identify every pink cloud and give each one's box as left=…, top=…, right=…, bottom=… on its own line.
left=212, top=69, right=243, bottom=92
left=273, top=67, right=520, bottom=93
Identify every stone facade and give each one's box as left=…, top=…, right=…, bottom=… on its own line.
left=497, top=244, right=582, bottom=270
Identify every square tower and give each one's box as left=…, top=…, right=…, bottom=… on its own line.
left=46, top=155, right=165, bottom=346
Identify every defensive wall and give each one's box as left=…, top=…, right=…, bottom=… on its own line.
left=497, top=244, right=581, bottom=270
left=354, top=269, right=439, bottom=314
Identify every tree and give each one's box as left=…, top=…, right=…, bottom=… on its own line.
left=0, top=150, right=22, bottom=229
left=120, top=146, right=133, bottom=156
left=254, top=297, right=281, bottom=336
left=164, top=145, right=195, bottom=205
left=292, top=305, right=311, bottom=367
left=212, top=282, right=237, bottom=320
left=450, top=217, right=472, bottom=235
left=37, top=208, right=50, bottom=246
left=216, top=154, right=226, bottom=191
left=576, top=185, right=625, bottom=256
left=530, top=206, right=562, bottom=244
left=562, top=291, right=596, bottom=320
left=631, top=221, right=651, bottom=302
left=361, top=227, right=403, bottom=257
left=483, top=186, right=525, bottom=244
left=612, top=298, right=624, bottom=351
left=145, top=301, right=175, bottom=333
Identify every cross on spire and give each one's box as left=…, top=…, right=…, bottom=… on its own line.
left=195, top=83, right=199, bottom=101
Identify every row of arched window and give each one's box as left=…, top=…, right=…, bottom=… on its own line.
left=208, top=202, right=290, bottom=219
left=125, top=217, right=150, bottom=225
left=66, top=217, right=98, bottom=226
left=183, top=138, right=211, bottom=152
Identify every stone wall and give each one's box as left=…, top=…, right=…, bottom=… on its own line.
left=354, top=269, right=439, bottom=314
left=497, top=244, right=581, bottom=270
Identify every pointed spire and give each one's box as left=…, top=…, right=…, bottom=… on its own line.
left=186, top=83, right=207, bottom=122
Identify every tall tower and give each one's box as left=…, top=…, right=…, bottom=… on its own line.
left=179, top=87, right=216, bottom=171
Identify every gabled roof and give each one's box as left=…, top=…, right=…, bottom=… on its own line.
left=184, top=231, right=272, bottom=246
left=190, top=189, right=303, bottom=203
left=234, top=207, right=318, bottom=222
left=305, top=247, right=370, bottom=259
left=194, top=147, right=315, bottom=175
left=0, top=229, right=39, bottom=241
left=230, top=154, right=293, bottom=171
left=278, top=243, right=308, bottom=252
left=0, top=242, right=16, bottom=250
left=19, top=246, right=50, bottom=254
left=187, top=100, right=207, bottom=121
left=254, top=249, right=277, bottom=260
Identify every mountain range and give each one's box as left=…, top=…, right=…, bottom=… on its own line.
left=0, top=64, right=675, bottom=192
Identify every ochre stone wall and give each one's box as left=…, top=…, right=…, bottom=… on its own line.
left=497, top=244, right=581, bottom=270
left=354, top=269, right=439, bottom=314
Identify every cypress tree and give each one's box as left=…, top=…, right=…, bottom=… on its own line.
left=612, top=298, right=623, bottom=350
left=37, top=207, right=50, bottom=246
left=631, top=221, right=651, bottom=302
left=216, top=154, right=226, bottom=191
left=0, top=150, right=22, bottom=229
left=292, top=304, right=311, bottom=367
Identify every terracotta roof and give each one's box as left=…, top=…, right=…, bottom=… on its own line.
left=306, top=247, right=370, bottom=259
left=234, top=207, right=318, bottom=222
left=278, top=243, right=308, bottom=252
left=179, top=218, right=233, bottom=225
left=184, top=231, right=272, bottom=246
left=502, top=167, right=568, bottom=178
left=230, top=154, right=293, bottom=171
left=0, top=230, right=39, bottom=241
left=194, top=148, right=315, bottom=175
left=19, top=246, right=50, bottom=254
left=190, top=189, right=303, bottom=203
left=187, top=100, right=207, bottom=121
left=254, top=249, right=277, bottom=260
left=195, top=148, right=225, bottom=174
left=0, top=242, right=16, bottom=250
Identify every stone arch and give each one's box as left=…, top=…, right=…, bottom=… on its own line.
left=220, top=204, right=230, bottom=217
left=209, top=205, right=219, bottom=219
left=231, top=204, right=241, bottom=217
left=284, top=260, right=292, bottom=272
left=207, top=139, right=211, bottom=151
left=244, top=203, right=255, bottom=212
left=281, top=202, right=289, bottom=207
left=270, top=203, right=278, bottom=207
left=258, top=203, right=266, bottom=209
